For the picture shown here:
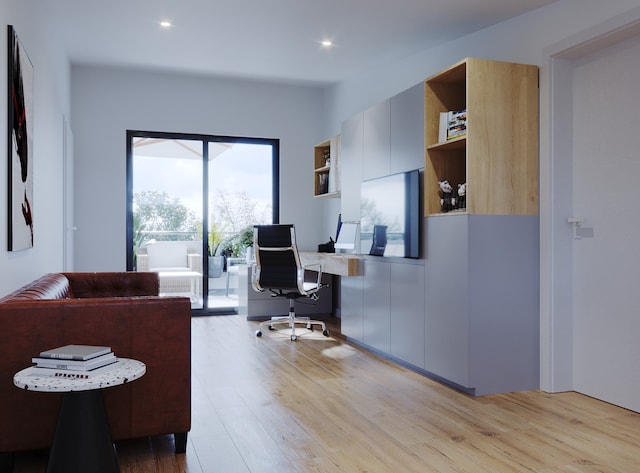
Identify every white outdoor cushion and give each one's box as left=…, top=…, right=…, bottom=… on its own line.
left=146, top=242, right=188, bottom=270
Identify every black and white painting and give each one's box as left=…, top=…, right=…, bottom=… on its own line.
left=7, top=25, right=34, bottom=250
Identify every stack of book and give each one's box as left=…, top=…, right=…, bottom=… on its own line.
left=438, top=110, right=467, bottom=142
left=30, top=344, right=117, bottom=379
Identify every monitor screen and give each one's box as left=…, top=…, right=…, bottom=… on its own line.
left=360, top=170, right=420, bottom=258
left=335, top=222, right=358, bottom=250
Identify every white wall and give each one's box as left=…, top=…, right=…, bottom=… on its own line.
left=321, top=0, right=640, bottom=136
left=0, top=0, right=70, bottom=295
left=71, top=67, right=326, bottom=270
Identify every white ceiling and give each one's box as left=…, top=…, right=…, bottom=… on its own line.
left=41, top=0, right=558, bottom=86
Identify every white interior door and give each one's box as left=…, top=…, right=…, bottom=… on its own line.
left=570, top=35, right=640, bottom=411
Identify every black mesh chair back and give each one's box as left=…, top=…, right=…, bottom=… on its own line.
left=253, top=225, right=300, bottom=291
left=251, top=224, right=329, bottom=341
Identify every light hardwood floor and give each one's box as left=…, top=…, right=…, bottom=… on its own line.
left=13, top=315, right=640, bottom=472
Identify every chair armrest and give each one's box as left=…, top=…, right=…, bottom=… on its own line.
left=302, top=263, right=322, bottom=273
left=251, top=264, right=262, bottom=292
left=301, top=263, right=323, bottom=294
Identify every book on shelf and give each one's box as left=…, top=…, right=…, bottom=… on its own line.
left=26, top=361, right=120, bottom=379
left=32, top=352, right=116, bottom=371
left=38, top=344, right=112, bottom=361
left=438, top=112, right=448, bottom=142
left=447, top=110, right=467, bottom=140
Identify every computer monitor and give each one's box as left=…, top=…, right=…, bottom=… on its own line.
left=335, top=222, right=358, bottom=250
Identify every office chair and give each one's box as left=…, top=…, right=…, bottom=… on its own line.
left=252, top=224, right=330, bottom=341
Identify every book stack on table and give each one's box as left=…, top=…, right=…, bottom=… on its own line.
left=30, top=345, right=117, bottom=379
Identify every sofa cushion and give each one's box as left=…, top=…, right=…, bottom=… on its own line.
left=0, top=273, right=71, bottom=301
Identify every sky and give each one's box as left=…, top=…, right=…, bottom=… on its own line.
left=133, top=142, right=273, bottom=221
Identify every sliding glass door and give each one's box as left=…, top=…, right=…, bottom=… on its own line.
left=126, top=131, right=278, bottom=314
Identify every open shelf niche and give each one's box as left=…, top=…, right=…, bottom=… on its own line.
left=424, top=57, right=539, bottom=216
left=313, top=135, right=341, bottom=198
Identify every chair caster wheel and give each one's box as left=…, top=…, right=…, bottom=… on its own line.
left=323, top=330, right=330, bottom=337
left=268, top=325, right=275, bottom=331
left=290, top=335, right=297, bottom=341
left=256, top=331, right=262, bottom=337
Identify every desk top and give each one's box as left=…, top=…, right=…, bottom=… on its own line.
left=300, top=252, right=362, bottom=276
left=14, top=358, right=146, bottom=393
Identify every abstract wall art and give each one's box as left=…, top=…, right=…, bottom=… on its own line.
left=7, top=25, right=34, bottom=251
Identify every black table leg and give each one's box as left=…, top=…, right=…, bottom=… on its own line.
left=46, top=390, right=119, bottom=473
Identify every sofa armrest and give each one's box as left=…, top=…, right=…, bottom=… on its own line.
left=63, top=272, right=159, bottom=298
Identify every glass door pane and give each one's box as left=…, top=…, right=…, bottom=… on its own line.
left=207, top=142, right=274, bottom=312
left=131, top=137, right=204, bottom=309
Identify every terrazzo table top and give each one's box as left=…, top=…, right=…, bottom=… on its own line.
left=13, top=358, right=146, bottom=392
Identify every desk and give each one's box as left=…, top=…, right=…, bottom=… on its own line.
left=299, top=252, right=362, bottom=276
left=238, top=252, right=361, bottom=319
left=14, top=359, right=146, bottom=473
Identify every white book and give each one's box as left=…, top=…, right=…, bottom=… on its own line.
left=438, top=112, right=448, bottom=143
left=32, top=352, right=116, bottom=371
left=447, top=110, right=467, bottom=140
left=26, top=361, right=120, bottom=379
left=38, top=344, right=112, bottom=361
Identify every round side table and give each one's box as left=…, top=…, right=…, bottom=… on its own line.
left=14, top=358, right=145, bottom=473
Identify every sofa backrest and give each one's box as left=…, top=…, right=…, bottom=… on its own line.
left=0, top=273, right=71, bottom=302
left=0, top=272, right=160, bottom=303
left=63, top=272, right=159, bottom=297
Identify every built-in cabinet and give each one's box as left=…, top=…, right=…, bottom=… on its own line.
left=424, top=215, right=539, bottom=395
left=333, top=58, right=539, bottom=396
left=424, top=57, right=538, bottom=216
left=420, top=58, right=539, bottom=394
left=340, top=82, right=426, bottom=364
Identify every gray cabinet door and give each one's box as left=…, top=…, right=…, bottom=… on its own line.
left=341, top=274, right=364, bottom=342
left=340, top=112, right=364, bottom=222
left=390, top=261, right=425, bottom=369
left=363, top=259, right=391, bottom=353
left=363, top=100, right=391, bottom=181
left=424, top=215, right=471, bottom=388
left=390, top=82, right=424, bottom=174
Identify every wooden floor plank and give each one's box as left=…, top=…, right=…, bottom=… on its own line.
left=12, top=314, right=640, bottom=473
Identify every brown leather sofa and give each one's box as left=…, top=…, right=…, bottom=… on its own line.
left=0, top=272, right=191, bottom=468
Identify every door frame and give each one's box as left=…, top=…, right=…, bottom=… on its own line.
left=125, top=130, right=280, bottom=315
left=540, top=8, right=640, bottom=393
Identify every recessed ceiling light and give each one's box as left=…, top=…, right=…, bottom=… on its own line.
left=321, top=40, right=333, bottom=47
left=160, top=20, right=172, bottom=28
